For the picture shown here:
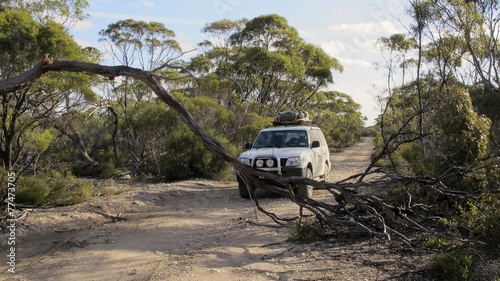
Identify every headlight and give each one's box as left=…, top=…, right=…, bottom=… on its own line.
left=286, top=156, right=302, bottom=166
left=265, top=159, right=275, bottom=167
left=255, top=159, right=264, bottom=167
left=240, top=158, right=251, bottom=166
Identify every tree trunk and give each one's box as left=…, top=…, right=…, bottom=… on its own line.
left=53, top=124, right=97, bottom=166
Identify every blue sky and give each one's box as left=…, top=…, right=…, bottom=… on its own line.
left=71, top=0, right=412, bottom=125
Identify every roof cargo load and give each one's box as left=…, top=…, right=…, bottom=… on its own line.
left=273, top=110, right=311, bottom=126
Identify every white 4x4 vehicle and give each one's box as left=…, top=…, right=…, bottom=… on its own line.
left=237, top=125, right=330, bottom=199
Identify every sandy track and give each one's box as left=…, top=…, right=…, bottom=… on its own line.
left=1, top=137, right=428, bottom=280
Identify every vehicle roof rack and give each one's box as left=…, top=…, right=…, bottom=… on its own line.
left=272, top=110, right=311, bottom=126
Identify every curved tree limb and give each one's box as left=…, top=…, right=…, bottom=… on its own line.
left=0, top=56, right=446, bottom=244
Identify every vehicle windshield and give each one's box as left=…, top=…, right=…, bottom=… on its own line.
left=253, top=130, right=308, bottom=149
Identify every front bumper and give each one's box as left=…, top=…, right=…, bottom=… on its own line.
left=280, top=166, right=306, bottom=177
left=236, top=166, right=307, bottom=188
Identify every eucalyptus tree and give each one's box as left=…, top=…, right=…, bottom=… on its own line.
left=377, top=33, right=417, bottom=117
left=308, top=91, right=365, bottom=148
left=405, top=0, right=499, bottom=158
left=3, top=0, right=89, bottom=30
left=199, top=18, right=247, bottom=77
left=428, top=0, right=500, bottom=143
left=370, top=2, right=498, bottom=273
left=0, top=10, right=51, bottom=171
left=428, top=0, right=500, bottom=90
left=230, top=14, right=342, bottom=115
left=196, top=14, right=343, bottom=116
left=99, top=19, right=181, bottom=71
left=375, top=33, right=421, bottom=168
left=98, top=19, right=183, bottom=174
left=375, top=0, right=496, bottom=171
left=184, top=19, right=246, bottom=108
left=0, top=8, right=98, bottom=170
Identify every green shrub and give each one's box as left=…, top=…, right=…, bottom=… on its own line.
left=426, top=252, right=472, bottom=281
left=72, top=146, right=119, bottom=179
left=467, top=194, right=500, bottom=252
left=480, top=210, right=500, bottom=252
left=74, top=160, right=117, bottom=179
left=362, top=125, right=377, bottom=137
left=399, top=142, right=422, bottom=163
left=287, top=216, right=325, bottom=244
left=15, top=176, right=51, bottom=206
left=422, top=234, right=447, bottom=250
left=16, top=170, right=94, bottom=206
left=159, top=126, right=236, bottom=181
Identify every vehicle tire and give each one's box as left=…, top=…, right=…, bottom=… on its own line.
left=297, top=168, right=313, bottom=198
left=323, top=163, right=330, bottom=182
left=237, top=174, right=251, bottom=199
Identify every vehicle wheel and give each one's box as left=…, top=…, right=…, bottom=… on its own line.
left=297, top=168, right=313, bottom=198
left=323, top=164, right=330, bottom=182
left=237, top=174, right=251, bottom=199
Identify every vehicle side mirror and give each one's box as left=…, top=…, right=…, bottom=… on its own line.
left=311, top=140, right=320, bottom=148
left=245, top=142, right=253, bottom=149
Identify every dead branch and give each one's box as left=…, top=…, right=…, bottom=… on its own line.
left=92, top=211, right=128, bottom=222
left=0, top=56, right=474, bottom=245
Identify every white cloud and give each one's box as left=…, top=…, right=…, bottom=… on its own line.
left=320, top=41, right=347, bottom=57
left=297, top=28, right=316, bottom=41
left=329, top=20, right=400, bottom=37
left=320, top=41, right=374, bottom=66
left=339, top=58, right=372, bottom=68
left=141, top=0, right=155, bottom=8
left=130, top=0, right=155, bottom=8
left=317, top=20, right=403, bottom=65
left=73, top=20, right=94, bottom=31
left=355, top=38, right=379, bottom=51
left=75, top=38, right=98, bottom=48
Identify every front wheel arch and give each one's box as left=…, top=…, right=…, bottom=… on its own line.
left=236, top=173, right=251, bottom=199
left=306, top=163, right=313, bottom=177
left=323, top=162, right=330, bottom=182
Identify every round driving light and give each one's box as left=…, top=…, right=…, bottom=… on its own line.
left=256, top=159, right=264, bottom=167
left=266, top=159, right=275, bottom=167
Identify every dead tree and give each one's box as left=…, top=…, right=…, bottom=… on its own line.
left=2, top=55, right=494, bottom=246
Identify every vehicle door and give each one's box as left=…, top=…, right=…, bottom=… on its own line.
left=317, top=129, right=330, bottom=170
left=309, top=129, right=324, bottom=178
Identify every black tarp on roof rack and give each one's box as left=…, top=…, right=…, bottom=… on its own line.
left=272, top=111, right=311, bottom=126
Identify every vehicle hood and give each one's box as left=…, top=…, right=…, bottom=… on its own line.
left=239, top=147, right=306, bottom=159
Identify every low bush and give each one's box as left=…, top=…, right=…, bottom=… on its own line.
left=159, top=127, right=236, bottom=181
left=74, top=160, right=117, bottom=179
left=426, top=251, right=472, bottom=281
left=287, top=216, right=325, bottom=244
left=422, top=234, right=447, bottom=250
left=16, top=170, right=94, bottom=206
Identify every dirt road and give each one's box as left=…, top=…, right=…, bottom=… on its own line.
left=1, top=138, right=428, bottom=280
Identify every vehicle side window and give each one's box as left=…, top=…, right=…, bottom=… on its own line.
left=309, top=129, right=327, bottom=147
left=317, top=129, right=327, bottom=147
left=309, top=130, right=320, bottom=147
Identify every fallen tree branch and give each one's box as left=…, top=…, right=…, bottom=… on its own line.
left=0, top=56, right=459, bottom=245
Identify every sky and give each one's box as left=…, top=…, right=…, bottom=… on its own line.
left=70, top=0, right=413, bottom=126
